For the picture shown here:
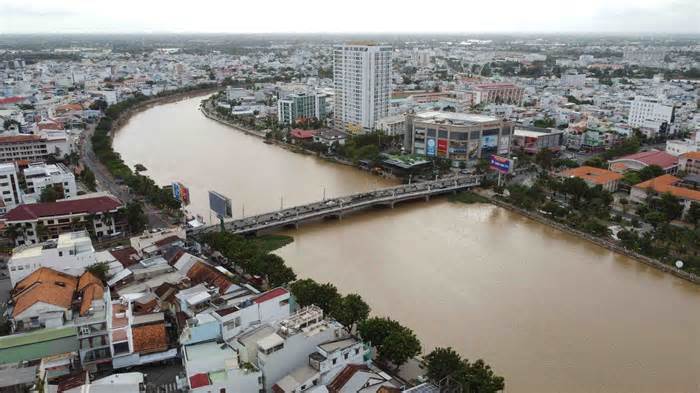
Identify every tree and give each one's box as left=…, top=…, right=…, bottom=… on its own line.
left=250, top=253, right=297, bottom=287
left=561, top=177, right=589, bottom=206
left=622, top=171, right=642, bottom=185
left=644, top=211, right=667, bottom=228
left=654, top=192, right=684, bottom=221
left=687, top=202, right=700, bottom=226
left=378, top=328, right=422, bottom=370
left=638, top=165, right=665, bottom=181
left=332, top=293, right=370, bottom=331
left=457, top=359, right=505, bottom=393
left=89, top=100, right=108, bottom=111
left=39, top=185, right=60, bottom=203
left=134, top=163, right=147, bottom=173
left=424, top=347, right=464, bottom=382
left=85, top=262, right=109, bottom=281
left=534, top=149, right=555, bottom=170
left=290, top=279, right=341, bottom=314
left=357, top=317, right=404, bottom=348
left=125, top=201, right=148, bottom=233
left=81, top=167, right=97, bottom=191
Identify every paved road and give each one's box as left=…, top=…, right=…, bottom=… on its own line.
left=80, top=122, right=172, bottom=229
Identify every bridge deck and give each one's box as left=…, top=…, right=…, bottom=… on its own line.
left=188, top=175, right=481, bottom=236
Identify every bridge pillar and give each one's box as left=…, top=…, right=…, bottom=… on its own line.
left=390, top=201, right=395, bottom=209
left=425, top=195, right=430, bottom=202
left=293, top=222, right=299, bottom=229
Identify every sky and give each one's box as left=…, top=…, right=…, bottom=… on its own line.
left=1, top=0, right=698, bottom=34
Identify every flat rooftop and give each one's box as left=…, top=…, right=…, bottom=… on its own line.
left=414, top=111, right=499, bottom=125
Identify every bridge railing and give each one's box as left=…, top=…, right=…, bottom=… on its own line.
left=189, top=175, right=482, bottom=235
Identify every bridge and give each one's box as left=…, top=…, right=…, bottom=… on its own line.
left=187, top=175, right=482, bottom=236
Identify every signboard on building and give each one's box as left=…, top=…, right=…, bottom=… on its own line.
left=208, top=191, right=233, bottom=218
left=437, top=139, right=448, bottom=155
left=171, top=182, right=190, bottom=206
left=426, top=138, right=436, bottom=156
left=490, top=155, right=514, bottom=174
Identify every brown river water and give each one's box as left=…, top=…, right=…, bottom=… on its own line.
left=113, top=95, right=700, bottom=393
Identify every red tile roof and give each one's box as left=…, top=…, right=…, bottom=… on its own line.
left=109, top=246, right=140, bottom=267
left=154, top=235, right=183, bottom=248
left=0, top=96, right=26, bottom=105
left=254, top=287, right=288, bottom=304
left=12, top=267, right=79, bottom=317
left=132, top=322, right=169, bottom=354
left=633, top=174, right=700, bottom=202
left=290, top=129, right=317, bottom=139
left=612, top=150, right=678, bottom=170
left=186, top=261, right=232, bottom=295
left=0, top=134, right=43, bottom=144
left=189, top=373, right=210, bottom=389
left=5, top=195, right=122, bottom=221
left=561, top=166, right=623, bottom=185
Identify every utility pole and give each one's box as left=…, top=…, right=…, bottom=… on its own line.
left=322, top=186, right=326, bottom=201
left=280, top=196, right=284, bottom=210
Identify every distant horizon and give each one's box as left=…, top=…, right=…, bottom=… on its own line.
left=1, top=0, right=698, bottom=35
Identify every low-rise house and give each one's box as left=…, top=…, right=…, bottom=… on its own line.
left=325, top=364, right=399, bottom=393
left=8, top=231, right=97, bottom=286
left=183, top=340, right=263, bottom=393
left=290, top=129, right=317, bottom=144
left=560, top=166, right=624, bottom=192
left=313, top=129, right=347, bottom=146
left=608, top=150, right=678, bottom=174
left=130, top=227, right=186, bottom=257
left=5, top=193, right=125, bottom=245
left=62, top=372, right=146, bottom=393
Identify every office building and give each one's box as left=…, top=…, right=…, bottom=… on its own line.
left=277, top=93, right=327, bottom=125
left=0, top=162, right=21, bottom=212
left=22, top=162, right=77, bottom=203
left=333, top=44, right=392, bottom=133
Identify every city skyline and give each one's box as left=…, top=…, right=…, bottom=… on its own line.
left=1, top=0, right=699, bottom=35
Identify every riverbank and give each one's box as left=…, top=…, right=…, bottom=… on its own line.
left=85, top=85, right=220, bottom=228
left=458, top=190, right=700, bottom=285
left=199, top=97, right=397, bottom=173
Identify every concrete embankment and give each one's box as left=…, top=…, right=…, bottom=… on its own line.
left=477, top=194, right=700, bottom=285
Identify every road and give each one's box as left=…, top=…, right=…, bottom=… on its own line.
left=80, top=121, right=172, bottom=229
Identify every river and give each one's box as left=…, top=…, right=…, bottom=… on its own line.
left=113, top=95, right=700, bottom=393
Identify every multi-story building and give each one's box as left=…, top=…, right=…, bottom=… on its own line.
left=22, top=162, right=77, bottom=203
left=333, top=44, right=392, bottom=133
left=8, top=231, right=98, bottom=286
left=560, top=71, right=586, bottom=88
left=512, top=127, right=564, bottom=154
left=628, top=96, right=675, bottom=137
left=277, top=93, right=327, bottom=125
left=0, top=134, right=50, bottom=163
left=409, top=111, right=513, bottom=164
left=679, top=152, right=700, bottom=176
left=375, top=114, right=406, bottom=136
left=0, top=162, right=21, bottom=213
left=472, top=83, right=523, bottom=105
left=4, top=193, right=125, bottom=245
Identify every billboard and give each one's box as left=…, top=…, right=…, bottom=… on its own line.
left=209, top=191, right=233, bottom=218
left=490, top=155, right=513, bottom=174
left=481, top=135, right=498, bottom=148
left=171, top=182, right=191, bottom=206
left=426, top=138, right=436, bottom=156
left=437, top=139, right=448, bottom=155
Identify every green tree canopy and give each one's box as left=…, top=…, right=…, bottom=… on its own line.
left=39, top=185, right=61, bottom=203
left=424, top=347, right=464, bottom=382
left=332, top=293, right=370, bottom=331
left=290, top=279, right=341, bottom=314
left=378, top=328, right=422, bottom=369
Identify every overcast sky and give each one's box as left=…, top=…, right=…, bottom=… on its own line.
left=1, top=0, right=698, bottom=34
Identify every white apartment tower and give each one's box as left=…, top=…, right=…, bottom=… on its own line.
left=333, top=44, right=392, bottom=133
left=628, top=96, right=675, bottom=137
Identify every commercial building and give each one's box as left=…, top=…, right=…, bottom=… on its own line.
left=410, top=111, right=513, bottom=164
left=183, top=340, right=263, bottom=393
left=472, top=83, right=523, bottom=105
left=560, top=166, right=624, bottom=192
left=608, top=150, right=678, bottom=174
left=628, top=96, right=675, bottom=137
left=8, top=231, right=98, bottom=286
left=277, top=93, right=327, bottom=125
left=333, top=44, right=392, bottom=133
left=22, top=162, right=77, bottom=203
left=512, top=127, right=564, bottom=154
left=5, top=193, right=125, bottom=245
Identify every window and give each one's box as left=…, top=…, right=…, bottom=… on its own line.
left=355, top=348, right=360, bottom=355
left=59, top=251, right=63, bottom=257
left=344, top=353, right=348, bottom=360
left=332, top=358, right=337, bottom=365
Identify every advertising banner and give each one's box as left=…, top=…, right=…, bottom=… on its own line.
left=437, top=139, right=448, bottom=155
left=209, top=191, right=233, bottom=218
left=171, top=182, right=181, bottom=202
left=426, top=138, right=436, bottom=156
left=490, top=155, right=513, bottom=174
